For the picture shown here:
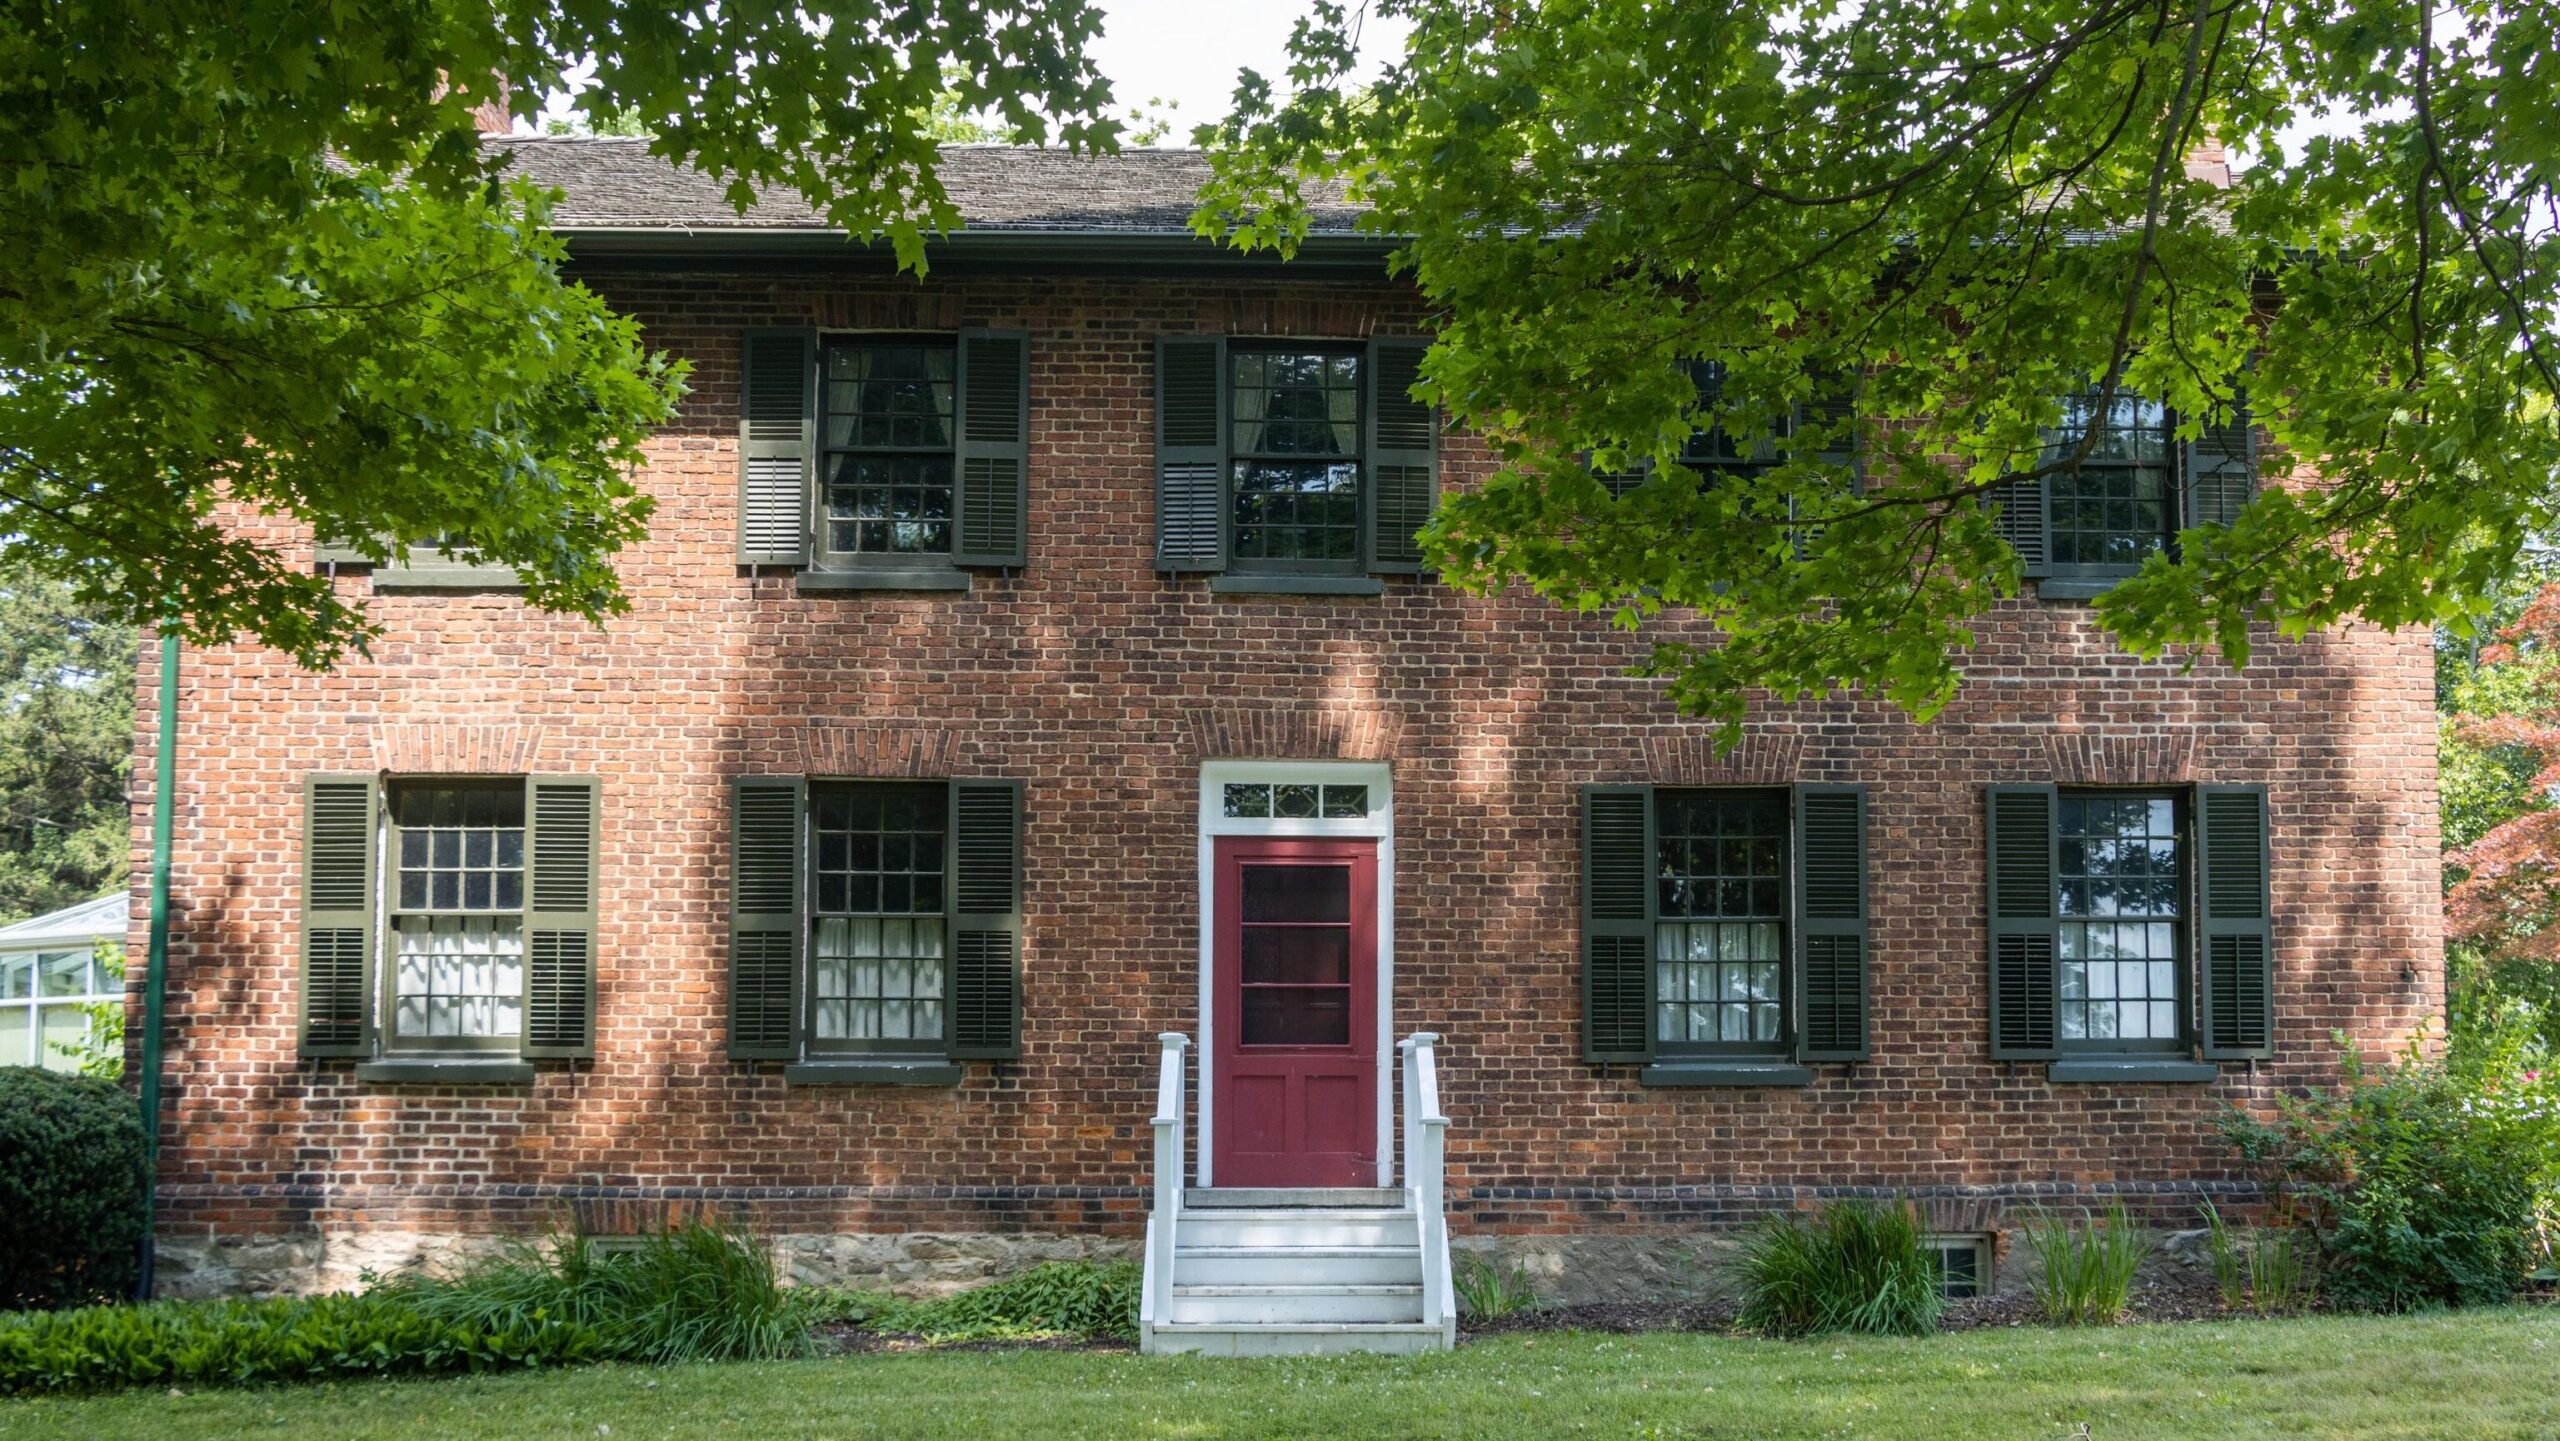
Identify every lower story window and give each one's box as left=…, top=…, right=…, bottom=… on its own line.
left=1654, top=789, right=1788, bottom=1052
left=810, top=783, right=947, bottom=1052
left=1929, top=1235, right=1991, bottom=1299
left=387, top=782, right=526, bottom=1050
left=2056, top=791, right=2186, bottom=1050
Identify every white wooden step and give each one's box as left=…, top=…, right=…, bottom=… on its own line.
left=1174, top=1208, right=1418, bottom=1249
left=1166, top=1282, right=1424, bottom=1325
left=1185, top=1187, right=1405, bottom=1209
left=1147, top=1321, right=1449, bottom=1356
left=1172, top=1244, right=1422, bottom=1287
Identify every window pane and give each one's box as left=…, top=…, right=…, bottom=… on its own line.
left=390, top=915, right=525, bottom=1039
left=1320, top=785, right=1369, bottom=818
left=36, top=952, right=87, bottom=998
left=1233, top=350, right=1359, bottom=457
left=811, top=783, right=946, bottom=919
left=1232, top=461, right=1361, bottom=563
left=1223, top=784, right=1272, bottom=818
left=394, top=784, right=526, bottom=919
left=813, top=913, right=947, bottom=1043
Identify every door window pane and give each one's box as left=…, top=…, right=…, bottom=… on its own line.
left=1237, top=861, right=1354, bottom=1047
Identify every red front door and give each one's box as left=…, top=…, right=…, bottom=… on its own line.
left=1211, top=836, right=1378, bottom=1188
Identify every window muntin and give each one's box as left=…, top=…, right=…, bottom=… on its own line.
left=1230, top=349, right=1363, bottom=571
left=0, top=946, right=120, bottom=1071
left=809, top=783, right=948, bottom=1053
left=2056, top=791, right=2186, bottom=1050
left=387, top=783, right=526, bottom=1049
left=820, top=338, right=958, bottom=561
left=2043, top=388, right=2173, bottom=570
left=1653, top=789, right=1789, bottom=1053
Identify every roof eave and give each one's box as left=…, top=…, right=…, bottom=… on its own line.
left=555, top=226, right=1404, bottom=278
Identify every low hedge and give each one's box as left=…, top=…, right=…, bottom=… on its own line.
left=0, top=1067, right=150, bottom=1310
left=0, top=1291, right=610, bottom=1393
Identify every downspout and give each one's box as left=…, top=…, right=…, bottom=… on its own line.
left=134, top=629, right=176, bottom=1300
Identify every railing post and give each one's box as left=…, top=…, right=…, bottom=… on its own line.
left=1398, top=1032, right=1455, bottom=1341
left=1143, top=1032, right=1190, bottom=1344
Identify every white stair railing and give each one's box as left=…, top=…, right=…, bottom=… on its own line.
left=1398, top=1032, right=1457, bottom=1341
left=1141, top=1032, right=1189, bottom=1339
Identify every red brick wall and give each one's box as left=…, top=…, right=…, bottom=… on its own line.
left=129, top=270, right=2442, bottom=1262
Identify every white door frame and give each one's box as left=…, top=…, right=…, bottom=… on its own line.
left=1194, top=759, right=1395, bottom=1189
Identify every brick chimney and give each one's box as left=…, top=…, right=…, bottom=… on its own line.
left=2183, top=136, right=2231, bottom=188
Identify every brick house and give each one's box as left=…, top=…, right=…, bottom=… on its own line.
left=133, top=138, right=2441, bottom=1349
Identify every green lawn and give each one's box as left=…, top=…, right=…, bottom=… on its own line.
left=4, top=1309, right=2556, bottom=1441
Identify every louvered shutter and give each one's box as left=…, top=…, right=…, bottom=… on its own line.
left=300, top=774, right=377, bottom=1058
left=954, top=328, right=1031, bottom=567
left=1594, top=458, right=1654, bottom=499
left=1581, top=785, right=1656, bottom=1063
left=947, top=779, right=1024, bottom=1060
left=523, top=776, right=600, bottom=1060
left=1792, top=784, right=1870, bottom=1063
left=737, top=328, right=814, bottom=565
left=728, top=777, right=804, bottom=1060
left=2181, top=400, right=2257, bottom=531
left=1987, top=477, right=2049, bottom=578
left=1155, top=336, right=1229, bottom=572
left=1365, top=337, right=1436, bottom=574
left=1986, top=784, right=2060, bottom=1060
left=2197, top=784, right=2274, bottom=1060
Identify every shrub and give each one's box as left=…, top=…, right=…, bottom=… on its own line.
left=1453, top=1253, right=1538, bottom=1320
left=2022, top=1204, right=2149, bottom=1325
left=2220, top=1038, right=2560, bottom=1311
left=0, top=1067, right=149, bottom=1310
left=389, top=1221, right=807, bottom=1364
left=0, top=1291, right=608, bottom=1394
left=823, top=1260, right=1141, bottom=1343
left=1734, top=1198, right=1945, bottom=1338
left=2201, top=1201, right=2315, bottom=1315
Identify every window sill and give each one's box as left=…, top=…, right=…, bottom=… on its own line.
left=2033, top=576, right=2134, bottom=602
left=1639, top=1060, right=1815, bottom=1088
left=371, top=567, right=522, bottom=591
left=794, top=568, right=971, bottom=593
left=355, top=1058, right=536, bottom=1085
left=2046, top=1058, right=2217, bottom=1084
left=1209, top=575, right=1386, bottom=597
left=783, top=1059, right=966, bottom=1087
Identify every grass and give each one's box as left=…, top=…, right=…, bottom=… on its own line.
left=1, top=1308, right=2555, bottom=1440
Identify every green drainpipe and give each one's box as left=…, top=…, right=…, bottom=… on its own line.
left=135, top=630, right=176, bottom=1300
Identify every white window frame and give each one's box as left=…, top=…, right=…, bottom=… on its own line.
left=0, top=945, right=122, bottom=1071
left=1195, top=759, right=1395, bottom=1188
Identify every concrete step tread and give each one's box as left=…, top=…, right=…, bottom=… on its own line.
left=1175, top=1244, right=1417, bottom=1258
left=1173, top=1283, right=1423, bottom=1297
left=1150, top=1321, right=1446, bottom=1335
left=1185, top=1187, right=1405, bottom=1209
left=1176, top=1207, right=1416, bottom=1222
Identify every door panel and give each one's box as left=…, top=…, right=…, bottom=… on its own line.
left=1212, top=836, right=1377, bottom=1188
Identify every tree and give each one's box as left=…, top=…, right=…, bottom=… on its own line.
left=1198, top=1, right=2560, bottom=737
left=0, top=558, right=136, bottom=919
left=2442, top=581, right=2560, bottom=1058
left=1, top=1, right=1119, bottom=669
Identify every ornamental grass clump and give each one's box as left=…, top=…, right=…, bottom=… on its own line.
left=2202, top=1200, right=2316, bottom=1315
left=388, top=1221, right=808, bottom=1364
left=1734, top=1198, right=1945, bottom=1338
left=1453, top=1253, right=1539, bottom=1320
left=2022, top=1204, right=2149, bottom=1325
left=821, top=1260, right=1141, bottom=1344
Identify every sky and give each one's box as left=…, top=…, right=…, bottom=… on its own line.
left=1087, top=0, right=1408, bottom=146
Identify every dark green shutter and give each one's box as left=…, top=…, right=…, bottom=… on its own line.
left=954, top=328, right=1031, bottom=567
left=1986, top=784, right=2059, bottom=1060
left=2197, top=784, right=2274, bottom=1060
left=2182, top=400, right=2256, bottom=531
left=1793, top=784, right=1870, bottom=1063
left=728, top=777, right=804, bottom=1060
left=1155, top=336, right=1229, bottom=572
left=300, top=774, right=377, bottom=1058
left=1987, top=477, right=2049, bottom=578
left=1365, top=337, right=1436, bottom=574
left=947, top=779, right=1024, bottom=1060
left=738, top=328, right=814, bottom=565
left=523, top=776, right=601, bottom=1060
left=1581, top=785, right=1656, bottom=1063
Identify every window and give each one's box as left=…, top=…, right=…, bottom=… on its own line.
left=1927, top=1235, right=1991, bottom=1299
left=1579, top=784, right=1872, bottom=1076
left=0, top=946, right=121, bottom=1072
left=1653, top=789, right=1789, bottom=1053
left=2043, top=387, right=2174, bottom=571
left=2055, top=792, right=2186, bottom=1050
left=1231, top=348, right=1364, bottom=573
left=296, top=773, right=600, bottom=1068
left=810, top=783, right=948, bottom=1053
left=1222, top=782, right=1369, bottom=820
left=387, top=782, right=528, bottom=1051
left=726, top=777, right=1023, bottom=1072
left=819, top=337, right=959, bottom=565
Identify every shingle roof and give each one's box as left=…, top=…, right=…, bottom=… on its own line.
left=486, top=137, right=1367, bottom=236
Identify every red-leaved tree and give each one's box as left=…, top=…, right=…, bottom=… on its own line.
left=2447, top=583, right=2560, bottom=958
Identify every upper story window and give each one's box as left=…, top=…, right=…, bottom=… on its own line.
left=2043, top=388, right=2174, bottom=572
left=1230, top=348, right=1365, bottom=574
left=821, top=337, right=959, bottom=564
left=1654, top=789, right=1789, bottom=1054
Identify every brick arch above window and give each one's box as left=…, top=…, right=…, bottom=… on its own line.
left=2042, top=730, right=2198, bottom=786
left=1182, top=704, right=1404, bottom=763
left=368, top=723, right=548, bottom=775
left=1637, top=732, right=1806, bottom=788
left=794, top=722, right=967, bottom=779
